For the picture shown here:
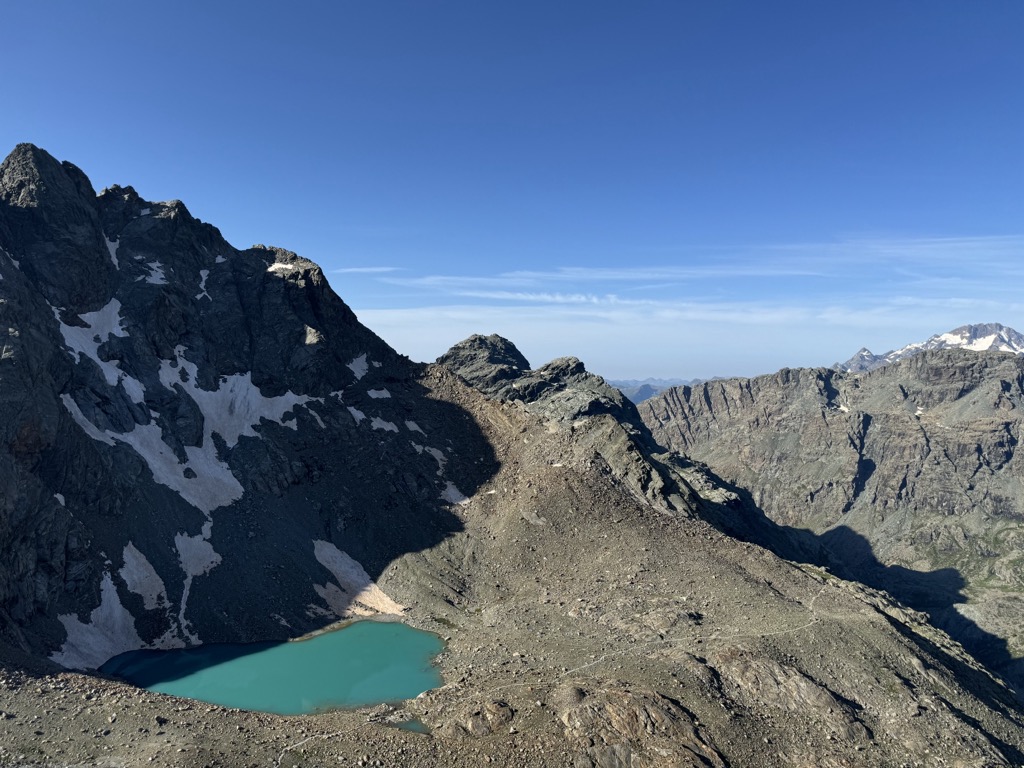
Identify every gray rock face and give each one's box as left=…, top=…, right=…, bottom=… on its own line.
left=435, top=333, right=530, bottom=396
left=639, top=349, right=1024, bottom=694
left=554, top=682, right=726, bottom=768
left=437, top=334, right=702, bottom=517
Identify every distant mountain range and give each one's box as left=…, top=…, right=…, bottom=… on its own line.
left=836, top=323, right=1024, bottom=373
left=607, top=377, right=701, bottom=404
left=612, top=324, right=1024, bottom=403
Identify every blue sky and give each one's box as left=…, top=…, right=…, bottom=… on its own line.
left=4, top=2, right=1022, bottom=378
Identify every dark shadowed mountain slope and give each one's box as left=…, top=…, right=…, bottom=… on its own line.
left=0, top=142, right=489, bottom=666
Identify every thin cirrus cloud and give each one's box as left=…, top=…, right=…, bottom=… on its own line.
left=347, top=234, right=1024, bottom=378
left=372, top=235, right=1024, bottom=303
left=454, top=291, right=656, bottom=305
left=333, top=266, right=403, bottom=274
left=380, top=262, right=827, bottom=292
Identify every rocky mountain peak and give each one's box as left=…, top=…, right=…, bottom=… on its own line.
left=0, top=143, right=94, bottom=203
left=0, top=144, right=112, bottom=307
left=438, top=338, right=636, bottom=425
left=435, top=333, right=531, bottom=397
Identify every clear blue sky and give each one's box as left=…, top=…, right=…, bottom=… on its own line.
left=4, top=1, right=1022, bottom=378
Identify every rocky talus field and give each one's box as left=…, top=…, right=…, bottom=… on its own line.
left=0, top=144, right=1021, bottom=766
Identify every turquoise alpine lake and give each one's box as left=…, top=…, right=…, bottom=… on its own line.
left=99, top=621, right=445, bottom=715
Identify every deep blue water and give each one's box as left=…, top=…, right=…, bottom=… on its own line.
left=100, top=620, right=444, bottom=715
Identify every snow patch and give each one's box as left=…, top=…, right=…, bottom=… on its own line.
left=195, top=268, right=210, bottom=301
left=63, top=390, right=243, bottom=513
left=371, top=417, right=398, bottom=432
left=110, top=421, right=244, bottom=513
left=50, top=572, right=143, bottom=670
left=159, top=347, right=318, bottom=448
left=139, top=207, right=151, bottom=216
left=348, top=406, right=366, bottom=423
left=405, top=421, right=425, bottom=435
left=54, top=300, right=146, bottom=404
left=175, top=531, right=222, bottom=643
left=61, top=395, right=116, bottom=446
left=368, top=389, right=391, bottom=399
left=120, top=542, right=168, bottom=611
left=347, top=353, right=368, bottom=380
left=267, top=262, right=300, bottom=274
left=54, top=493, right=66, bottom=506
left=176, top=532, right=221, bottom=578
left=412, top=443, right=447, bottom=475
left=304, top=326, right=322, bottom=345
left=313, top=540, right=404, bottom=615
left=105, top=237, right=120, bottom=269
left=144, top=261, right=167, bottom=285
left=215, top=254, right=227, bottom=264
left=441, top=482, right=470, bottom=506
left=965, top=334, right=998, bottom=352
left=314, top=583, right=362, bottom=616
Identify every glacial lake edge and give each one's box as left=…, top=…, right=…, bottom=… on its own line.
left=99, top=620, right=445, bottom=715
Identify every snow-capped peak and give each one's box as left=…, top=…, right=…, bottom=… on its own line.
left=837, top=323, right=1024, bottom=373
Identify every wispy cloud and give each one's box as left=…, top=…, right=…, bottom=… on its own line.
left=454, top=291, right=656, bottom=305
left=382, top=263, right=827, bottom=292
left=371, top=235, right=1024, bottom=303
left=344, top=234, right=1024, bottom=378
left=333, top=266, right=403, bottom=274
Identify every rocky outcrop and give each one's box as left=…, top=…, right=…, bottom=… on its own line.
left=435, top=333, right=531, bottom=397
left=639, top=349, right=1024, bottom=694
left=437, top=334, right=702, bottom=517
left=439, top=335, right=639, bottom=426
left=553, top=682, right=726, bottom=768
